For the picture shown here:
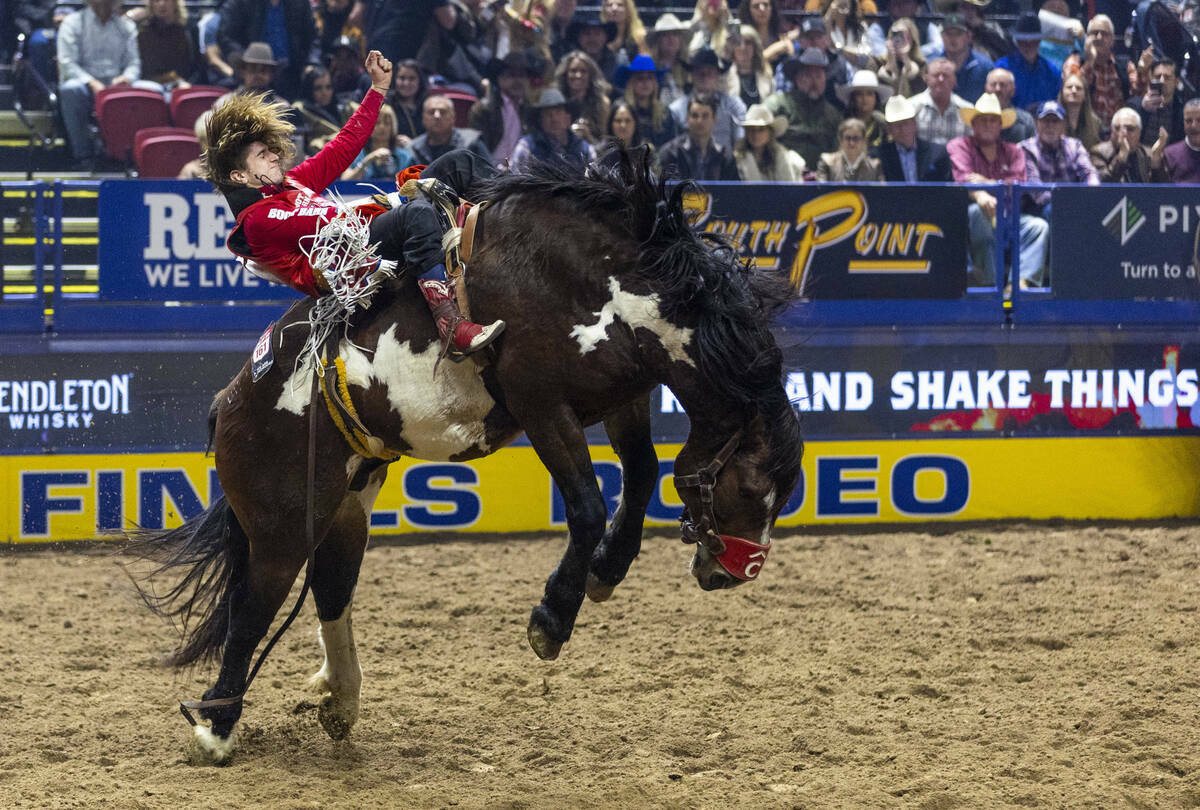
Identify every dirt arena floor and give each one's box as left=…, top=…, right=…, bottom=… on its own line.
left=3, top=524, right=1200, bottom=809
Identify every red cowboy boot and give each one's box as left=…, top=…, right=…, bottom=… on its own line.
left=417, top=279, right=505, bottom=357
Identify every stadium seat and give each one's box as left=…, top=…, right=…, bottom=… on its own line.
left=134, top=128, right=201, bottom=177
left=170, top=85, right=226, bottom=131
left=94, top=87, right=170, bottom=162
left=427, top=87, right=478, bottom=129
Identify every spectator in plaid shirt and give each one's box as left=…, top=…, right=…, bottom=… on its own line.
left=909, top=57, right=971, bottom=148
left=1019, top=101, right=1098, bottom=286
left=1020, top=101, right=1098, bottom=207
left=1062, top=15, right=1128, bottom=129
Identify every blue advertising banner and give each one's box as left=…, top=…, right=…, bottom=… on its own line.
left=1050, top=185, right=1200, bottom=299
left=96, top=179, right=376, bottom=302
left=686, top=183, right=970, bottom=299
left=97, top=180, right=970, bottom=303
left=98, top=180, right=300, bottom=301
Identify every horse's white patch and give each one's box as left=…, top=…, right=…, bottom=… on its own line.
left=761, top=487, right=777, bottom=544
left=275, top=364, right=316, bottom=415
left=570, top=277, right=694, bottom=366
left=192, top=725, right=237, bottom=764
left=345, top=455, right=363, bottom=483
left=344, top=329, right=495, bottom=461
left=354, top=468, right=385, bottom=523
left=312, top=605, right=361, bottom=706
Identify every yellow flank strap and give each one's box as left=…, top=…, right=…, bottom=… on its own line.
left=319, top=357, right=401, bottom=461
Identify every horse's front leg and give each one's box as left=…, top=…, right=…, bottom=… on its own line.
left=307, top=466, right=386, bottom=741
left=519, top=405, right=609, bottom=660
left=587, top=396, right=658, bottom=603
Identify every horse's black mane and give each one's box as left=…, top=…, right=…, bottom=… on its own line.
left=479, top=148, right=803, bottom=482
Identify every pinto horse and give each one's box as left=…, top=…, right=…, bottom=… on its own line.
left=130, top=150, right=803, bottom=764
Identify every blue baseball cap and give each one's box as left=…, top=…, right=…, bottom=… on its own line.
left=1036, top=100, right=1065, bottom=120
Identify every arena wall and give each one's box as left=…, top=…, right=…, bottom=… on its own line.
left=2, top=179, right=1198, bottom=542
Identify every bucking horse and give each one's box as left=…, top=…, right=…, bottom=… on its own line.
left=129, top=150, right=804, bottom=764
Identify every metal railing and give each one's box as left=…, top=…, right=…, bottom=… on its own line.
left=2, top=178, right=1199, bottom=335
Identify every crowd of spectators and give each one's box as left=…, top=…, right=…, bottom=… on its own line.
left=11, top=0, right=1200, bottom=285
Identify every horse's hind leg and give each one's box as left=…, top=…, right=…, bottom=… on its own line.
left=308, top=465, right=387, bottom=741
left=191, top=539, right=310, bottom=765
left=587, top=396, right=658, bottom=603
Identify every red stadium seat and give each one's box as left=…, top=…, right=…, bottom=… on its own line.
left=134, top=128, right=201, bottom=178
left=94, top=87, right=170, bottom=162
left=170, top=85, right=226, bottom=131
left=427, top=86, right=478, bottom=129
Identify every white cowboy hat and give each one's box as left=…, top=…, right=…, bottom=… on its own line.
left=959, top=92, right=1017, bottom=128
left=738, top=104, right=787, bottom=137
left=646, top=13, right=690, bottom=46
left=883, top=94, right=916, bottom=123
left=836, top=70, right=893, bottom=105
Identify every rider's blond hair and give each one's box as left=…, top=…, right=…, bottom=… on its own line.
left=203, top=92, right=297, bottom=192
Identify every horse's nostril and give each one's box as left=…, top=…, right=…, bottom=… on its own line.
left=708, top=571, right=731, bottom=590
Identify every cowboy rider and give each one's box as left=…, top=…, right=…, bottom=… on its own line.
left=203, top=49, right=503, bottom=357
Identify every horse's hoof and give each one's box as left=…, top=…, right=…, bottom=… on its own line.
left=585, top=572, right=616, bottom=603
left=527, top=622, right=562, bottom=660
left=317, top=695, right=356, bottom=741
left=187, top=725, right=236, bottom=766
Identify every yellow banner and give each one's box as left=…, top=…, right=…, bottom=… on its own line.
left=4, top=436, right=1199, bottom=543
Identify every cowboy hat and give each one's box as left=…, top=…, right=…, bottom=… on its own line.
left=781, top=46, right=828, bottom=80
left=566, top=15, right=618, bottom=46
left=534, top=88, right=568, bottom=109
left=613, top=54, right=665, bottom=89
left=485, top=50, right=540, bottom=81
left=645, top=13, right=689, bottom=47
left=1011, top=11, right=1043, bottom=41
left=941, top=12, right=969, bottom=32
left=883, top=94, right=917, bottom=123
left=738, top=104, right=787, bottom=137
left=959, top=92, right=1017, bottom=127
left=237, top=42, right=277, bottom=68
left=685, top=47, right=730, bottom=73
left=836, top=69, right=893, bottom=105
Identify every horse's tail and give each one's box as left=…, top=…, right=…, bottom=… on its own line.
left=125, top=495, right=249, bottom=668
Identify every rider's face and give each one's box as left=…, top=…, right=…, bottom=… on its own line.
left=233, top=141, right=284, bottom=187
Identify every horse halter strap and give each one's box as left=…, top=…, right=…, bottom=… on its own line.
left=673, top=428, right=772, bottom=582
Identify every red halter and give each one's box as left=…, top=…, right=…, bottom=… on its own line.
left=674, top=429, right=773, bottom=581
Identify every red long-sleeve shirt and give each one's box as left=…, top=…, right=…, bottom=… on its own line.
left=225, top=88, right=383, bottom=295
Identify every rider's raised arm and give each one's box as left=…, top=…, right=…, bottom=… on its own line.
left=288, top=51, right=392, bottom=193
left=287, top=87, right=383, bottom=193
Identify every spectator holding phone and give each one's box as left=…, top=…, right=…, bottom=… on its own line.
left=877, top=18, right=924, bottom=98
left=739, top=0, right=793, bottom=68
left=821, top=0, right=873, bottom=72
left=687, top=0, right=733, bottom=59
left=1126, top=58, right=1186, bottom=147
